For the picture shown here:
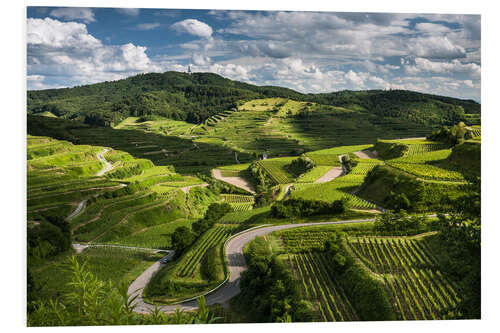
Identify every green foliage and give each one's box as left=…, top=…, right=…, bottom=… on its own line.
left=341, top=154, right=358, bottom=173
left=271, top=198, right=345, bottom=218
left=358, top=165, right=462, bottom=212
left=171, top=226, right=196, bottom=256
left=427, top=122, right=468, bottom=145
left=335, top=254, right=396, bottom=321
left=446, top=142, right=481, bottom=178
left=27, top=215, right=71, bottom=259
left=238, top=239, right=314, bottom=322
left=28, top=256, right=222, bottom=326
left=287, top=156, right=315, bottom=176
left=374, top=140, right=408, bottom=159
left=430, top=176, right=480, bottom=318
left=374, top=210, right=428, bottom=235
left=191, top=203, right=233, bottom=236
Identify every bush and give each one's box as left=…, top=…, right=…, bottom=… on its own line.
left=271, top=198, right=345, bottom=218
left=287, top=156, right=315, bottom=176
left=336, top=259, right=395, bottom=321
left=374, top=210, right=428, bottom=235
left=171, top=226, right=196, bottom=256
left=238, top=237, right=314, bottom=322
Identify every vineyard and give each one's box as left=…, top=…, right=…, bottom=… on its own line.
left=388, top=149, right=452, bottom=164
left=347, top=236, right=459, bottom=320
left=174, top=225, right=236, bottom=279
left=289, top=252, right=358, bottom=321
left=256, top=159, right=295, bottom=184
left=387, top=162, right=465, bottom=181
left=404, top=143, right=449, bottom=156
left=220, top=194, right=255, bottom=211
left=291, top=181, right=377, bottom=210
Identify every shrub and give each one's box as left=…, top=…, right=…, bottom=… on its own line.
left=271, top=198, right=345, bottom=218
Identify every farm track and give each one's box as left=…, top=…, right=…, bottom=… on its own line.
left=128, top=218, right=377, bottom=313
left=180, top=183, right=209, bottom=194
left=90, top=200, right=168, bottom=243
left=353, top=150, right=378, bottom=159
left=315, top=167, right=343, bottom=183
left=66, top=200, right=87, bottom=221
left=70, top=192, right=150, bottom=234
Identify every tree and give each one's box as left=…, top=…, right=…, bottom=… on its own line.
left=171, top=226, right=195, bottom=255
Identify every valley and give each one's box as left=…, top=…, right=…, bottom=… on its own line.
left=26, top=72, right=481, bottom=325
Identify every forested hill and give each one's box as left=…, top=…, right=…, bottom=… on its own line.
left=27, top=71, right=480, bottom=127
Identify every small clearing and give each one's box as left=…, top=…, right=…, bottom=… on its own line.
left=315, top=167, right=344, bottom=183
left=353, top=150, right=378, bottom=159
left=212, top=169, right=256, bottom=194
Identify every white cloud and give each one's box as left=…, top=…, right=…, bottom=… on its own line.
left=115, top=8, right=140, bottom=16
left=27, top=18, right=161, bottom=87
left=27, top=18, right=100, bottom=48
left=49, top=7, right=95, bottom=23
left=407, top=36, right=466, bottom=59
left=344, top=70, right=365, bottom=87
left=414, top=23, right=451, bottom=34
left=405, top=58, right=481, bottom=77
left=136, top=23, right=161, bottom=31
left=171, top=19, right=213, bottom=39
left=192, top=53, right=211, bottom=66
left=463, top=80, right=474, bottom=88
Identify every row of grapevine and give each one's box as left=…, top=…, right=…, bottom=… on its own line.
left=256, top=161, right=294, bottom=184
left=220, top=194, right=255, bottom=203
left=349, top=163, right=378, bottom=175
left=387, top=162, right=464, bottom=181
left=404, top=143, right=449, bottom=156
left=290, top=252, right=358, bottom=321
left=348, top=236, right=459, bottom=320
left=176, top=225, right=235, bottom=278
left=229, top=202, right=253, bottom=211
left=388, top=149, right=452, bottom=164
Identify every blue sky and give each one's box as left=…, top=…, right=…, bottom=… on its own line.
left=27, top=7, right=481, bottom=101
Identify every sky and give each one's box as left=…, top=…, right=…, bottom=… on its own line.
left=26, top=7, right=481, bottom=101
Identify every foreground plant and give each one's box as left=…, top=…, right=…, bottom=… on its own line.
left=27, top=256, right=222, bottom=326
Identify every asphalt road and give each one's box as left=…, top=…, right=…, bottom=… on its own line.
left=128, top=218, right=376, bottom=313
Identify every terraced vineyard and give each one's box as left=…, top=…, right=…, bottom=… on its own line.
left=220, top=194, right=255, bottom=211
left=405, top=143, right=450, bottom=156
left=388, top=149, right=452, bottom=164
left=256, top=158, right=295, bottom=184
left=291, top=181, right=377, bottom=210
left=387, top=162, right=465, bottom=181
left=290, top=252, right=358, bottom=321
left=347, top=236, right=459, bottom=320
left=175, top=225, right=236, bottom=279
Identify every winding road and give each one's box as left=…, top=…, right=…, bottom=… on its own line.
left=65, top=149, right=115, bottom=221
left=128, top=218, right=376, bottom=313
left=96, top=148, right=113, bottom=176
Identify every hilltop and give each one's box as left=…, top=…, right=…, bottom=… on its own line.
left=27, top=71, right=480, bottom=127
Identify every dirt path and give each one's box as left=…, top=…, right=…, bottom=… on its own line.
left=212, top=169, right=256, bottom=194
left=128, top=218, right=376, bottom=313
left=180, top=183, right=208, bottom=194
left=96, top=148, right=113, bottom=176
left=315, top=167, right=344, bottom=183
left=353, top=150, right=378, bottom=159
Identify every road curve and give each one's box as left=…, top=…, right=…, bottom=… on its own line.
left=129, top=218, right=376, bottom=313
